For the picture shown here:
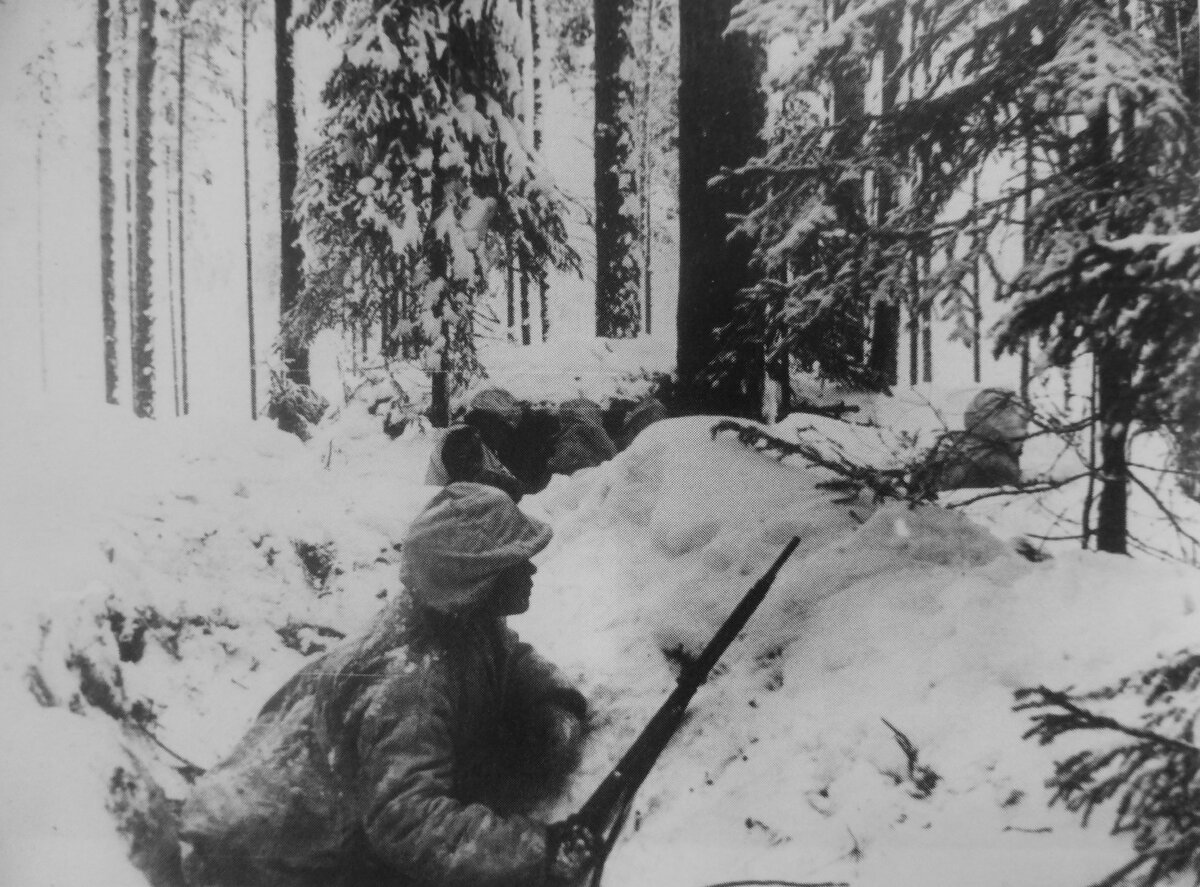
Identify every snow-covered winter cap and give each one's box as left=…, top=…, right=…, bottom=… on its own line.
left=469, top=388, right=523, bottom=429
left=559, top=398, right=605, bottom=428
left=400, top=482, right=552, bottom=612
left=964, top=388, right=1031, bottom=443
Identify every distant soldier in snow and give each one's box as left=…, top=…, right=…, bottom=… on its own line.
left=935, top=387, right=1032, bottom=489
left=426, top=422, right=526, bottom=500
left=427, top=388, right=561, bottom=499
left=547, top=398, right=618, bottom=477
left=180, top=483, right=595, bottom=887
left=267, top=375, right=330, bottom=442
left=615, top=395, right=668, bottom=451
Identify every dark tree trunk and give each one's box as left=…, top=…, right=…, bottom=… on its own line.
left=531, top=0, right=543, bottom=153
left=505, top=233, right=516, bottom=339
left=531, top=0, right=550, bottom=342
left=430, top=370, right=449, bottom=428
left=594, top=0, right=641, bottom=337
left=519, top=261, right=531, bottom=345
left=98, top=0, right=119, bottom=404
left=970, top=170, right=982, bottom=383
left=866, top=10, right=902, bottom=388
left=908, top=300, right=919, bottom=386
left=165, top=139, right=180, bottom=415
left=177, top=19, right=190, bottom=413
left=275, top=0, right=308, bottom=385
left=921, top=251, right=933, bottom=384
left=907, top=249, right=920, bottom=386
left=827, top=0, right=868, bottom=372
left=515, top=0, right=532, bottom=344
left=122, top=0, right=136, bottom=403
left=1086, top=96, right=1129, bottom=554
left=1096, top=349, right=1132, bottom=554
left=1020, top=135, right=1034, bottom=400
left=639, top=0, right=655, bottom=336
left=677, top=0, right=764, bottom=416
left=131, top=0, right=157, bottom=418
left=242, top=0, right=258, bottom=419
left=921, top=305, right=933, bottom=383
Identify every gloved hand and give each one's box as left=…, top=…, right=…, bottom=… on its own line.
left=533, top=703, right=585, bottom=774
left=546, top=818, right=597, bottom=885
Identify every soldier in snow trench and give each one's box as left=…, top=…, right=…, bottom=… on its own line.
left=180, top=483, right=596, bottom=887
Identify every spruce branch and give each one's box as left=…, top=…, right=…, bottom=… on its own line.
left=1017, top=661, right=1200, bottom=887
left=1016, top=686, right=1200, bottom=759
left=712, top=420, right=933, bottom=506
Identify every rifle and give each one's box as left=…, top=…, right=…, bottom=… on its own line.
left=568, top=537, right=801, bottom=883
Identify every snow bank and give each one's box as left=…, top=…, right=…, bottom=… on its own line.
left=518, top=417, right=1200, bottom=887
left=472, top=335, right=674, bottom=406
left=3, top=399, right=1199, bottom=887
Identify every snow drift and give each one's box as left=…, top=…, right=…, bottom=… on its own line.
left=2, top=404, right=1198, bottom=887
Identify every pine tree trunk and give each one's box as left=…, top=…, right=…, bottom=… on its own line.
left=505, top=234, right=516, bottom=339
left=866, top=10, right=902, bottom=387
left=921, top=307, right=933, bottom=383
left=177, top=20, right=190, bottom=413
left=122, top=0, right=136, bottom=404
left=531, top=0, right=550, bottom=342
left=594, top=0, right=641, bottom=337
left=1086, top=95, right=1129, bottom=554
left=97, top=0, right=119, bottom=404
left=908, top=251, right=920, bottom=386
left=1096, top=349, right=1132, bottom=554
left=242, top=0, right=258, bottom=419
left=275, top=0, right=308, bottom=385
left=921, top=250, right=933, bottom=384
left=640, top=0, right=655, bottom=336
left=165, top=139, right=180, bottom=415
left=677, top=0, right=764, bottom=416
left=1020, top=135, right=1034, bottom=399
left=519, top=261, right=531, bottom=345
left=828, top=0, right=868, bottom=372
left=531, top=0, right=543, bottom=152
left=971, top=170, right=982, bottom=383
left=516, top=0, right=532, bottom=343
left=131, top=0, right=157, bottom=418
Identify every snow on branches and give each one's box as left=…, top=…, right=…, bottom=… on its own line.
left=718, top=0, right=1193, bottom=393
left=1017, top=652, right=1200, bottom=887
left=292, top=0, right=577, bottom=383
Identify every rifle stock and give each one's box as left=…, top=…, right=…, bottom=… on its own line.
left=575, top=537, right=800, bottom=833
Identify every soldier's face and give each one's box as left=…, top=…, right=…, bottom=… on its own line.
left=488, top=561, right=537, bottom=616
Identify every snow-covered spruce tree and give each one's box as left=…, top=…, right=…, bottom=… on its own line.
left=98, top=0, right=120, bottom=405
left=292, top=0, right=577, bottom=389
left=276, top=0, right=309, bottom=386
left=727, top=0, right=1196, bottom=551
left=722, top=0, right=921, bottom=392
left=991, top=0, right=1199, bottom=553
left=131, top=0, right=158, bottom=418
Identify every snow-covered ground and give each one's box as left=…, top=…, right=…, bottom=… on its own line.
left=3, top=356, right=1199, bottom=887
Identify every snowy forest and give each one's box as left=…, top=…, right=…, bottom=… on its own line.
left=3, top=0, right=1200, bottom=885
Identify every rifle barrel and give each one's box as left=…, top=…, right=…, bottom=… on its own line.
left=688, top=537, right=800, bottom=681
left=575, top=537, right=800, bottom=831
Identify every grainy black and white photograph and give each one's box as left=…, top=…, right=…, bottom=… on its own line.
left=2, top=1, right=1200, bottom=885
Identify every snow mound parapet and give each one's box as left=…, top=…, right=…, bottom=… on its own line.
left=519, top=416, right=1180, bottom=887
